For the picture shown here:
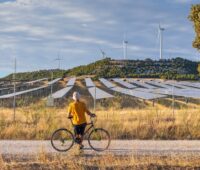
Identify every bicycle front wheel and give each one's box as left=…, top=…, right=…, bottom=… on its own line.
left=51, top=128, right=74, bottom=152
left=88, top=128, right=111, bottom=151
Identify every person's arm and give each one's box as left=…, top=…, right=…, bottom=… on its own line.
left=85, top=104, right=96, bottom=117
left=86, top=109, right=92, bottom=116
left=67, top=105, right=73, bottom=119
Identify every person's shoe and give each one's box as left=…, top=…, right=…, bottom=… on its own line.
left=75, top=137, right=81, bottom=144
left=79, top=144, right=84, bottom=150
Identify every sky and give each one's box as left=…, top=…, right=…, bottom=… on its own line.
left=0, top=0, right=199, bottom=77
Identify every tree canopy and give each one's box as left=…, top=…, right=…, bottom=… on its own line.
left=189, top=4, right=200, bottom=51
left=198, top=63, right=200, bottom=75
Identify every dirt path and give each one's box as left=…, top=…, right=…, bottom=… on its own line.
left=1, top=140, right=200, bottom=158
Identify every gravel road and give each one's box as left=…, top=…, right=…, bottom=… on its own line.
left=1, top=140, right=200, bottom=157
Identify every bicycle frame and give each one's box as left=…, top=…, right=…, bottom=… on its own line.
left=69, top=117, right=96, bottom=137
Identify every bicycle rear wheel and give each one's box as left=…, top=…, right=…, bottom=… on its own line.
left=51, top=128, right=74, bottom=152
left=88, top=128, right=111, bottom=151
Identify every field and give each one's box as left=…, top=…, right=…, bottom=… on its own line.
left=1, top=79, right=200, bottom=169
left=0, top=96, right=200, bottom=140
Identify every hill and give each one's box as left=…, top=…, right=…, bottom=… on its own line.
left=65, top=57, right=199, bottom=80
left=1, top=69, right=65, bottom=81
left=1, top=57, right=200, bottom=81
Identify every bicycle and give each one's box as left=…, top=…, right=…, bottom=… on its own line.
left=51, top=115, right=111, bottom=152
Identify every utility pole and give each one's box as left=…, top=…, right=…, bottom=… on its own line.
left=55, top=53, right=62, bottom=70
left=94, top=85, right=96, bottom=113
left=13, top=57, right=16, bottom=122
left=51, top=71, right=53, bottom=96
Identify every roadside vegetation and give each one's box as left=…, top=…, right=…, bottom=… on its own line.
left=0, top=151, right=200, bottom=170
left=0, top=98, right=200, bottom=140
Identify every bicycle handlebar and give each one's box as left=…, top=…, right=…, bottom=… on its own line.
left=68, top=114, right=97, bottom=126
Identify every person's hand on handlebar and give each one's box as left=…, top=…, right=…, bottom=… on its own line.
left=90, top=113, right=96, bottom=117
left=68, top=115, right=73, bottom=119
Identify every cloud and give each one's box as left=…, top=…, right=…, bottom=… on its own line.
left=0, top=0, right=198, bottom=77
left=173, top=0, right=193, bottom=4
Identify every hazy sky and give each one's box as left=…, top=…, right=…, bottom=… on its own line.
left=0, top=0, right=199, bottom=77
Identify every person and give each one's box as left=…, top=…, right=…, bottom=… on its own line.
left=68, top=91, right=95, bottom=149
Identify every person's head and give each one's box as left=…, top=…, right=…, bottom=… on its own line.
left=72, top=91, right=80, bottom=101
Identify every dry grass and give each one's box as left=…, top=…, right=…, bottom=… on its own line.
left=0, top=99, right=200, bottom=140
left=1, top=151, right=200, bottom=170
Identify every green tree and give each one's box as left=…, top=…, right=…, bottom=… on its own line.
left=189, top=4, right=200, bottom=50
left=197, top=63, right=200, bottom=75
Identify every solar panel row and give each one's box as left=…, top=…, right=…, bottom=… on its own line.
left=66, top=77, right=76, bottom=86
left=52, top=86, right=73, bottom=99
left=137, top=87, right=200, bottom=99
left=146, top=80, right=177, bottom=89
left=24, top=78, right=48, bottom=84
left=85, top=78, right=113, bottom=99
left=127, top=79, right=157, bottom=89
left=176, top=81, right=200, bottom=89
left=99, top=78, right=116, bottom=88
left=85, top=78, right=95, bottom=87
left=48, top=78, right=61, bottom=85
left=100, top=78, right=167, bottom=100
left=0, top=87, right=11, bottom=91
left=0, top=86, right=47, bottom=99
left=52, top=78, right=76, bottom=99
left=88, top=87, right=113, bottom=99
left=112, top=78, right=136, bottom=89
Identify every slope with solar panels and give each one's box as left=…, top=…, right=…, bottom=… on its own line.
left=0, top=76, right=200, bottom=108
left=85, top=78, right=113, bottom=100
left=52, top=78, right=76, bottom=99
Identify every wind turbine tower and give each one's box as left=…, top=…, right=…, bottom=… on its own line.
left=123, top=34, right=128, bottom=60
left=159, top=24, right=165, bottom=60
left=100, top=49, right=106, bottom=59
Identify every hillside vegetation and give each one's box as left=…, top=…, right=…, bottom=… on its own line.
left=1, top=69, right=65, bottom=81
left=65, top=57, right=199, bottom=80
left=2, top=57, right=200, bottom=81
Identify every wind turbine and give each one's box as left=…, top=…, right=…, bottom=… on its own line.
left=123, top=33, right=128, bottom=60
left=100, top=49, right=106, bottom=59
left=158, top=24, right=165, bottom=60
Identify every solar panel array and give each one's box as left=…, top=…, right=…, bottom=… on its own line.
left=128, top=79, right=157, bottom=89
left=48, top=78, right=61, bottom=85
left=88, top=87, right=113, bottom=99
left=99, top=78, right=116, bottom=88
left=0, top=87, right=11, bottom=91
left=0, top=86, right=46, bottom=99
left=52, top=87, right=73, bottom=99
left=85, top=78, right=95, bottom=87
left=66, top=77, right=76, bottom=86
left=152, top=87, right=200, bottom=99
left=133, top=81, right=200, bottom=99
left=0, top=76, right=199, bottom=101
left=113, top=86, right=166, bottom=100
left=99, top=78, right=167, bottom=100
left=177, top=81, right=200, bottom=89
left=146, top=80, right=173, bottom=89
left=112, top=78, right=136, bottom=89
left=52, top=78, right=76, bottom=99
left=85, top=78, right=113, bottom=99
left=24, top=78, right=48, bottom=85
